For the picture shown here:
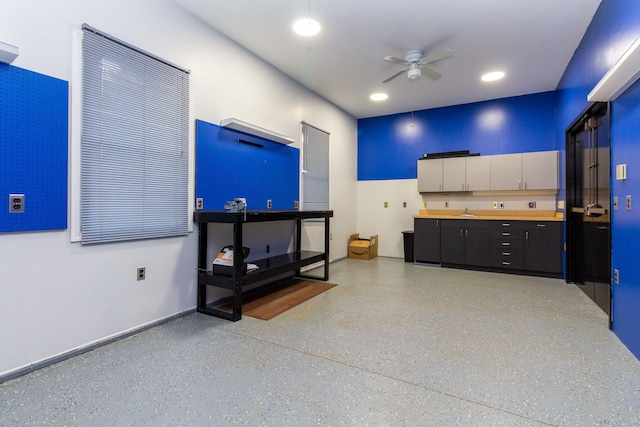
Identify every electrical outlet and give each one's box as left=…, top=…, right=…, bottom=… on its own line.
left=626, top=195, right=631, bottom=211
left=384, top=202, right=388, bottom=208
left=137, top=266, right=146, bottom=281
left=196, top=198, right=203, bottom=209
left=9, top=194, right=24, bottom=213
left=499, top=202, right=504, bottom=209
left=493, top=201, right=498, bottom=209
left=613, top=196, right=618, bottom=211
left=267, top=199, right=272, bottom=209
left=528, top=201, right=536, bottom=209
left=614, top=269, right=619, bottom=284
left=445, top=202, right=449, bottom=208
left=403, top=202, right=407, bottom=208
left=423, top=202, right=427, bottom=208
left=329, top=233, right=333, bottom=240
left=294, top=200, right=299, bottom=209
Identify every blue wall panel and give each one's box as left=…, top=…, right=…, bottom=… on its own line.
left=555, top=0, right=640, bottom=359
left=195, top=120, right=299, bottom=210
left=0, top=64, right=68, bottom=233
left=357, top=91, right=557, bottom=180
left=611, top=79, right=640, bottom=357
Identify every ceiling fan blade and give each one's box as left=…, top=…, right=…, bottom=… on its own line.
left=419, top=66, right=442, bottom=80
left=421, top=48, right=454, bottom=65
left=383, top=68, right=409, bottom=83
left=384, top=56, right=408, bottom=65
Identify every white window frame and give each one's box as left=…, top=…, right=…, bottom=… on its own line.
left=70, top=25, right=193, bottom=244
left=301, top=122, right=330, bottom=211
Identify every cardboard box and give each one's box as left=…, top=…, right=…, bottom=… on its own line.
left=348, top=233, right=378, bottom=260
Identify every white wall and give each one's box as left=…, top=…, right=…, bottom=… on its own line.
left=0, top=0, right=356, bottom=376
left=357, top=179, right=557, bottom=258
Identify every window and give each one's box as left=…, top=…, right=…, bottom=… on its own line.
left=80, top=25, right=189, bottom=244
left=301, top=122, right=329, bottom=210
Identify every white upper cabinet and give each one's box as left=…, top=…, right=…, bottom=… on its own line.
left=522, top=150, right=558, bottom=190
left=442, top=157, right=466, bottom=192
left=465, top=156, right=491, bottom=191
left=490, top=153, right=523, bottom=190
left=490, top=151, right=559, bottom=191
left=417, top=158, right=443, bottom=192
left=418, top=150, right=558, bottom=193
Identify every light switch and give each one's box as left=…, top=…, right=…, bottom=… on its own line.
left=626, top=195, right=631, bottom=211
left=613, top=196, right=618, bottom=211
left=616, top=164, right=627, bottom=180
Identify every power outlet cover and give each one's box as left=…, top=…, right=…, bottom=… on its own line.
left=9, top=194, right=24, bottom=213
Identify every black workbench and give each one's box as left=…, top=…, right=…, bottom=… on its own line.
left=194, top=209, right=333, bottom=321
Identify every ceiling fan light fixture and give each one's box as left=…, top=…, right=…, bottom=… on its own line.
left=407, top=67, right=421, bottom=80
left=293, top=18, right=321, bottom=36
left=481, top=71, right=505, bottom=82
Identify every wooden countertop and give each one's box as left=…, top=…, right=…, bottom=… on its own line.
left=413, top=209, right=564, bottom=221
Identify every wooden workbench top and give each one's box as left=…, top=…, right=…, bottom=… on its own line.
left=413, top=209, right=564, bottom=221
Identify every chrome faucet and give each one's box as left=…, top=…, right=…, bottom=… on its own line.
left=464, top=208, right=469, bottom=215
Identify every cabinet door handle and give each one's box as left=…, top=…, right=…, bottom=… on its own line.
left=502, top=223, right=511, bottom=227
left=536, top=224, right=547, bottom=227
left=525, top=231, right=529, bottom=239
left=465, top=229, right=468, bottom=237
left=436, top=219, right=439, bottom=227
left=502, top=261, right=511, bottom=266
left=502, top=252, right=511, bottom=256
left=502, top=242, right=511, bottom=246
left=502, top=232, right=510, bottom=236
left=460, top=229, right=463, bottom=237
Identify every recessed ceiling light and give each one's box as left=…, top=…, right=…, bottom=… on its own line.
left=293, top=18, right=321, bottom=36
left=481, top=71, right=505, bottom=82
left=370, top=93, right=388, bottom=101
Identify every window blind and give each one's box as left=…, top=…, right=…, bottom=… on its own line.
left=81, top=26, right=189, bottom=244
left=301, top=122, right=329, bottom=210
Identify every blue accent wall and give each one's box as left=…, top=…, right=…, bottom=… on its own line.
left=357, top=91, right=557, bottom=181
left=0, top=64, right=68, bottom=233
left=195, top=119, right=300, bottom=210
left=611, top=80, right=640, bottom=357
left=555, top=0, right=640, bottom=358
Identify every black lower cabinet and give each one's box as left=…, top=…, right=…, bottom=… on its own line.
left=523, top=222, right=562, bottom=274
left=418, top=217, right=563, bottom=277
left=414, top=218, right=441, bottom=263
left=441, top=220, right=491, bottom=267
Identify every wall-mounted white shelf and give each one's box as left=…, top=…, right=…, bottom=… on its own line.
left=0, top=41, right=19, bottom=64
left=220, top=118, right=294, bottom=145
left=588, top=35, right=640, bottom=102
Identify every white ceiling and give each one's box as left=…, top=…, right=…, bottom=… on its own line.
left=175, top=0, right=602, bottom=119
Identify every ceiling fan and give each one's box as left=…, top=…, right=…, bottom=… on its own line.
left=383, top=48, right=454, bottom=83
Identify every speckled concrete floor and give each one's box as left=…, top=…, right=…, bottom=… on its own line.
left=2, top=257, right=640, bottom=426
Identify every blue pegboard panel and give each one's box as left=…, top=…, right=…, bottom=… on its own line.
left=195, top=119, right=299, bottom=210
left=0, top=64, right=68, bottom=232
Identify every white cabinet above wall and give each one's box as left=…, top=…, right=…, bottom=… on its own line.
left=418, top=157, right=472, bottom=192
left=465, top=156, right=491, bottom=191
left=418, top=150, right=559, bottom=193
left=417, top=158, right=443, bottom=192
left=443, top=157, right=466, bottom=192
left=490, top=151, right=559, bottom=191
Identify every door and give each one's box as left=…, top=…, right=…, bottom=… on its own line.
left=417, top=159, right=443, bottom=192
left=414, top=218, right=441, bottom=263
left=566, top=102, right=611, bottom=320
